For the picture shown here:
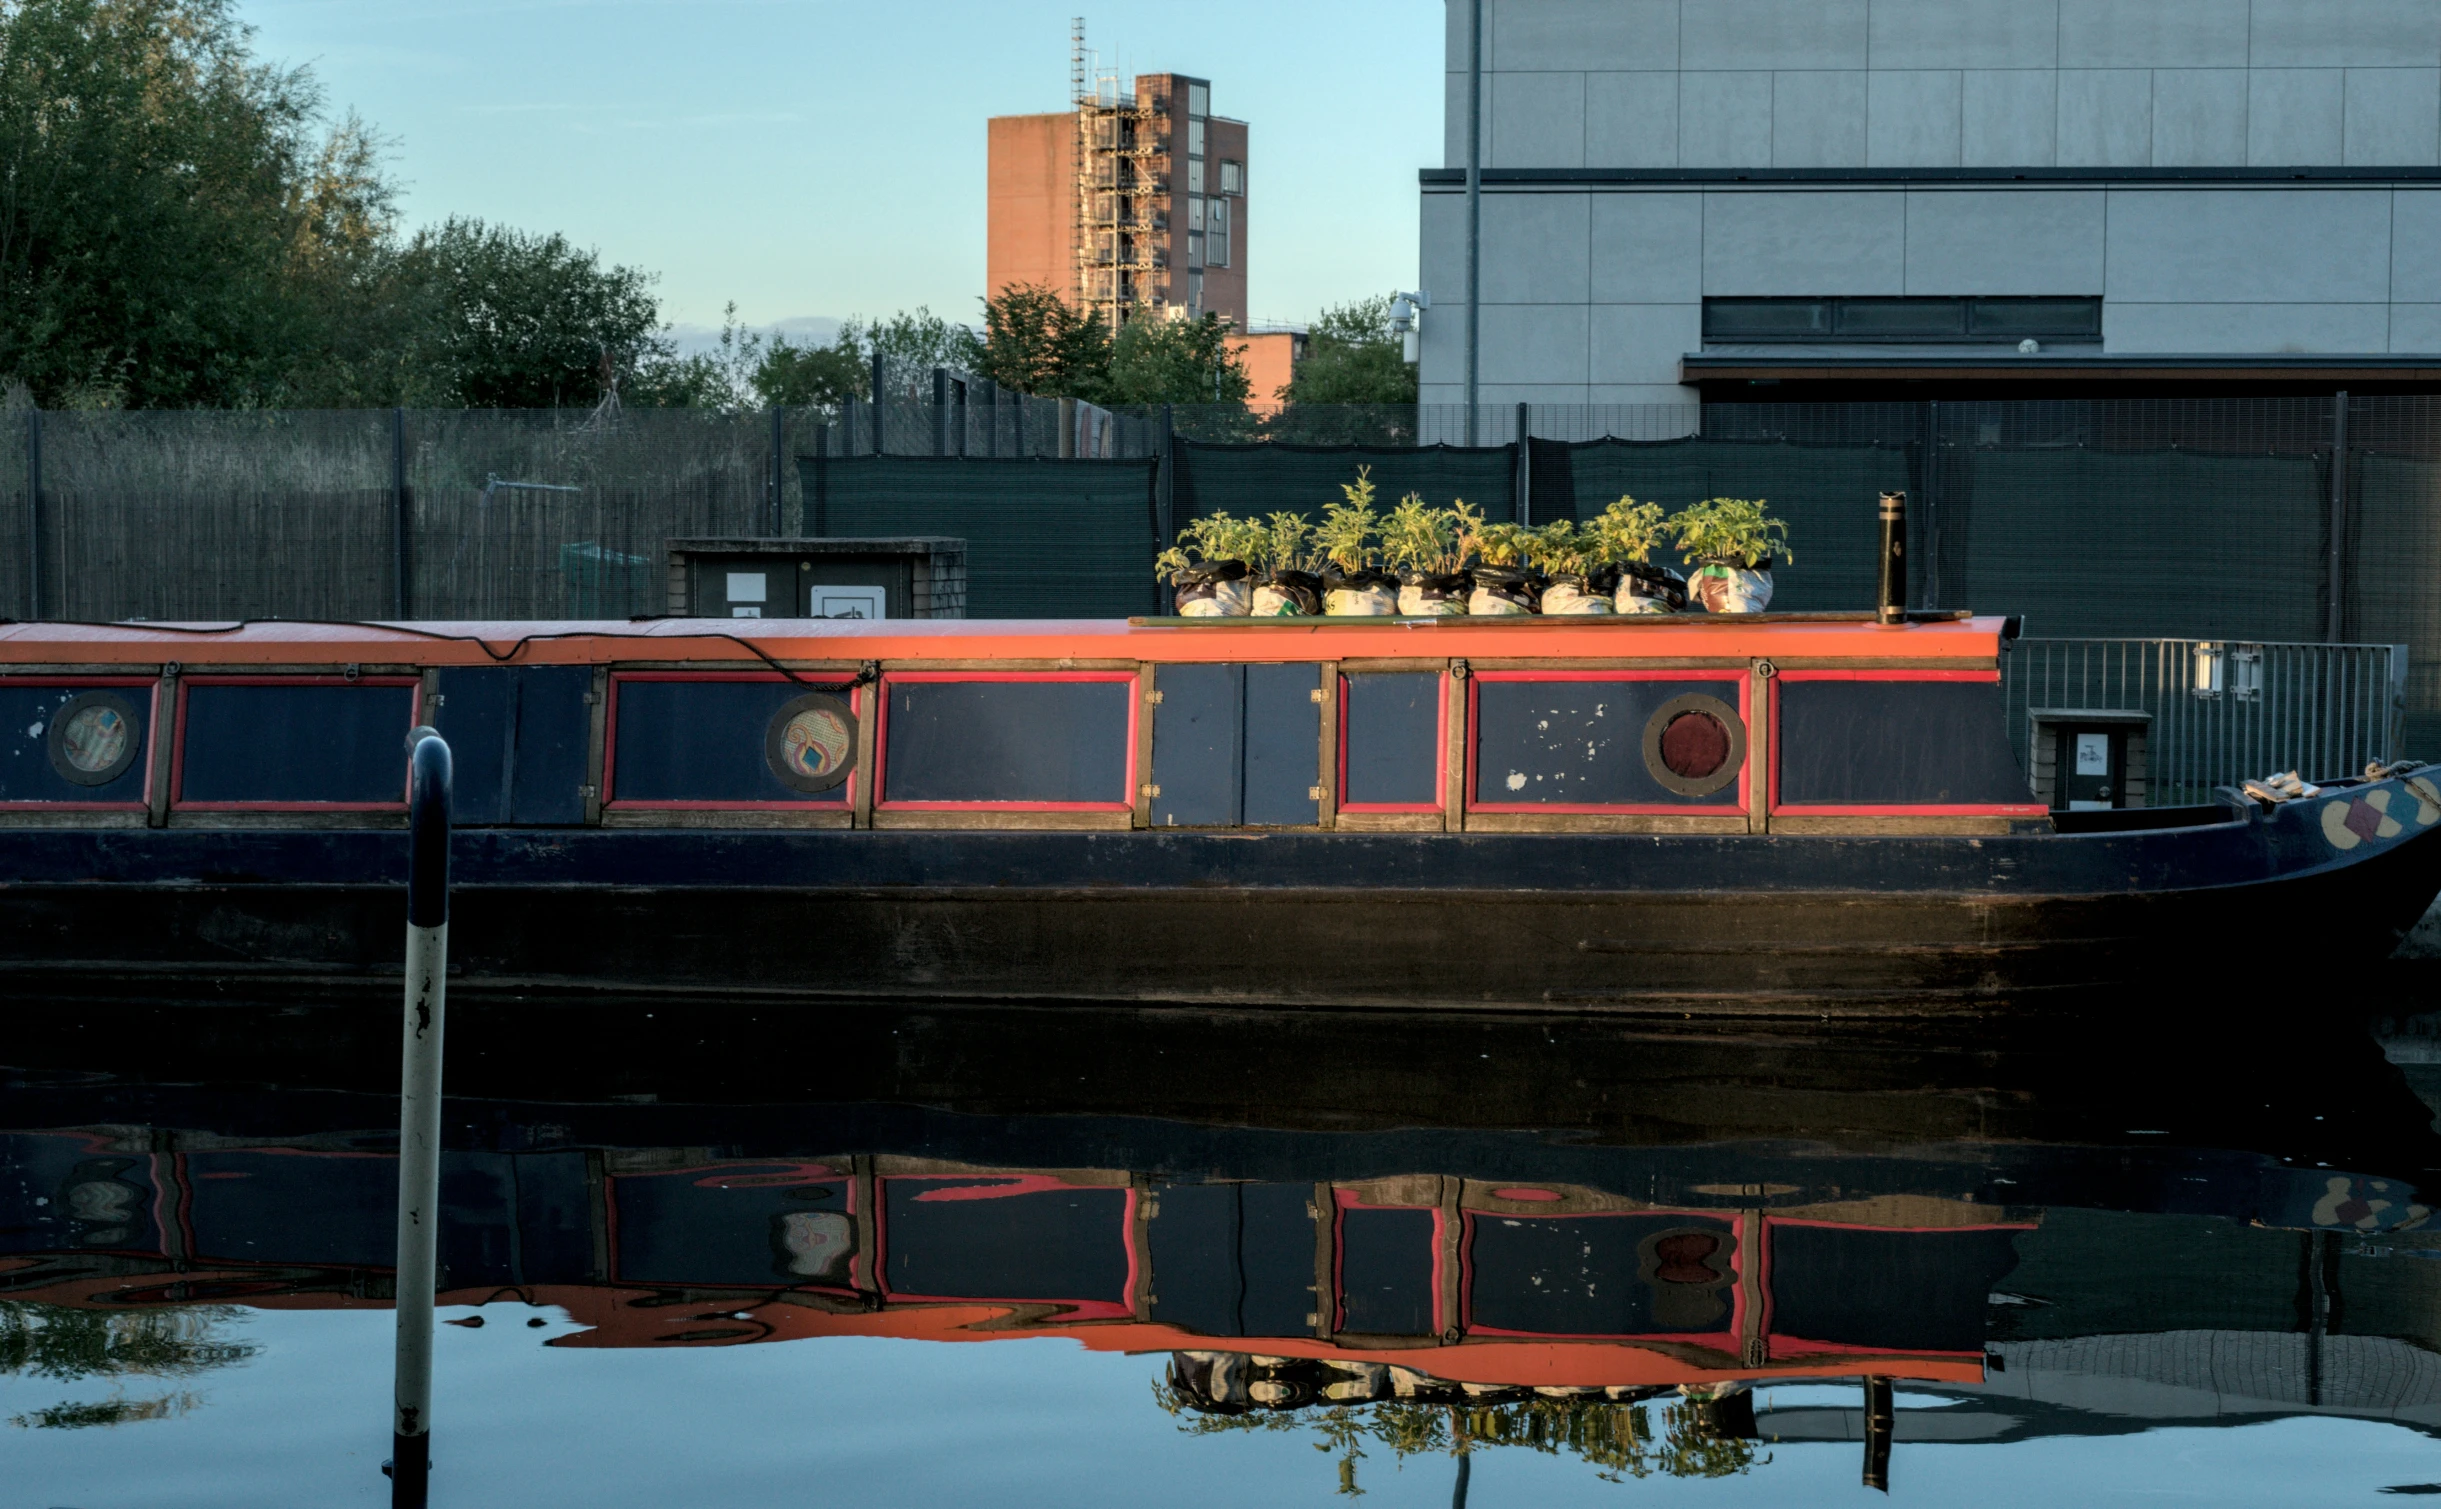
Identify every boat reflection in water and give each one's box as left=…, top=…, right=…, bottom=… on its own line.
left=4, top=991, right=2441, bottom=1495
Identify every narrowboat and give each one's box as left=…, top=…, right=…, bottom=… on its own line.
left=0, top=611, right=2435, bottom=1014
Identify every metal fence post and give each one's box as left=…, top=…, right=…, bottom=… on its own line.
left=389, top=731, right=451, bottom=1507
left=24, top=406, right=40, bottom=621
left=768, top=404, right=785, bottom=536
left=1514, top=401, right=1531, bottom=524
left=1158, top=403, right=1176, bottom=543
left=870, top=353, right=886, bottom=454
left=1462, top=0, right=1482, bottom=447
left=2328, top=390, right=2349, bottom=643
left=932, top=368, right=949, bottom=457
left=391, top=408, right=409, bottom=618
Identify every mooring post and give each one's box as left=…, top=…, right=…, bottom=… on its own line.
left=390, top=730, right=451, bottom=1507
left=1877, top=491, right=1907, bottom=624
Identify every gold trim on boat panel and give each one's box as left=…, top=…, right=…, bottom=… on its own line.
left=1334, top=811, right=1445, bottom=833
left=599, top=809, right=854, bottom=831
left=849, top=680, right=879, bottom=830
left=1132, top=665, right=1156, bottom=830
left=1748, top=661, right=1774, bottom=835
left=1768, top=814, right=2023, bottom=835
left=1316, top=660, right=1340, bottom=830
left=868, top=810, right=1135, bottom=832
left=1462, top=813, right=1753, bottom=835
left=1444, top=661, right=1467, bottom=834
left=584, top=667, right=609, bottom=825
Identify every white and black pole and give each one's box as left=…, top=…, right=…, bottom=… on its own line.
left=390, top=729, right=450, bottom=1506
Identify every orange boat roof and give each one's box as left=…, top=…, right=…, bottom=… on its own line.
left=0, top=614, right=2009, bottom=667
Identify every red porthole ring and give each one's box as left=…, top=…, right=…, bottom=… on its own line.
left=1641, top=693, right=1746, bottom=798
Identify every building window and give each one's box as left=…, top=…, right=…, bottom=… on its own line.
left=1188, top=198, right=1205, bottom=231
left=1188, top=83, right=1209, bottom=117
left=1220, top=160, right=1242, bottom=195
left=1188, top=269, right=1205, bottom=315
left=1188, top=229, right=1204, bottom=269
left=1188, top=118, right=1206, bottom=157
left=1209, top=199, right=1229, bottom=268
left=1188, top=157, right=1204, bottom=193
left=1701, top=296, right=2102, bottom=345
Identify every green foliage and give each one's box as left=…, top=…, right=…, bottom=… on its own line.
left=861, top=307, right=985, bottom=394
left=1666, top=497, right=1793, bottom=567
left=1279, top=295, right=1418, bottom=407
left=1155, top=511, right=1264, bottom=581
left=1316, top=467, right=1382, bottom=572
left=751, top=327, right=870, bottom=408
left=1107, top=311, right=1251, bottom=406
left=1586, top=496, right=1669, bottom=565
left=1252, top=511, right=1318, bottom=575
left=1466, top=521, right=1532, bottom=567
left=1523, top=520, right=1596, bottom=576
left=1379, top=492, right=1465, bottom=575
left=974, top=283, right=1112, bottom=398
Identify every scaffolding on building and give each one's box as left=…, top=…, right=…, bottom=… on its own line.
left=1071, top=18, right=1168, bottom=330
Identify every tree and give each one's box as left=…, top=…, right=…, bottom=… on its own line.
left=860, top=307, right=983, bottom=396
left=0, top=0, right=389, bottom=406
left=1105, top=311, right=1250, bottom=406
left=1280, top=295, right=1417, bottom=406
left=974, top=283, right=1111, bottom=398
left=382, top=218, right=667, bottom=408
left=753, top=329, right=870, bottom=408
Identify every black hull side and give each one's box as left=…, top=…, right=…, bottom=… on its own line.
left=4, top=784, right=2441, bottom=1015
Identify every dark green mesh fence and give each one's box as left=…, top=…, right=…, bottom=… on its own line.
left=1172, top=440, right=1518, bottom=525
left=1528, top=437, right=1911, bottom=612
left=2347, top=454, right=2441, bottom=754
left=800, top=454, right=1161, bottom=618
left=1953, top=447, right=2327, bottom=640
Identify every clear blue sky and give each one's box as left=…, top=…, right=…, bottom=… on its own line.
left=242, top=0, right=1444, bottom=338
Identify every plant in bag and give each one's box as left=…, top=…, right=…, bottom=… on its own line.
left=1589, top=496, right=1686, bottom=614
left=1157, top=511, right=1259, bottom=617
left=1460, top=513, right=1538, bottom=615
left=1381, top=492, right=1469, bottom=616
left=1247, top=511, right=1322, bottom=616
left=1525, top=521, right=1614, bottom=615
left=1666, top=498, right=1790, bottom=614
left=1317, top=467, right=1395, bottom=616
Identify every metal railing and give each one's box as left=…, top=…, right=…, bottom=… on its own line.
left=2001, top=638, right=2408, bottom=805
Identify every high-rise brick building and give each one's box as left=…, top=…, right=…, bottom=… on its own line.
left=989, top=70, right=1248, bottom=331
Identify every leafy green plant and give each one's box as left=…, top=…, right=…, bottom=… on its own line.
left=1249, top=511, right=1319, bottom=576
left=1379, top=492, right=1464, bottom=575
left=1316, top=468, right=1382, bottom=573
left=1154, top=511, right=1264, bottom=583
left=1465, top=521, right=1532, bottom=568
left=1586, top=496, right=1669, bottom=566
left=1522, top=520, right=1596, bottom=577
left=1666, top=497, right=1792, bottom=568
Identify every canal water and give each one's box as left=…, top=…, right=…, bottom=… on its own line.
left=5, top=993, right=2441, bottom=1505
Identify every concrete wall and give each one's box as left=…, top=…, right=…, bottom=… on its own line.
left=1421, top=1, right=2441, bottom=405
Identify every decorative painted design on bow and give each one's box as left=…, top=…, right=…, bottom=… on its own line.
left=2321, top=782, right=2441, bottom=850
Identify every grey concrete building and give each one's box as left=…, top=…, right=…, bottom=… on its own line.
left=1419, top=0, right=2441, bottom=412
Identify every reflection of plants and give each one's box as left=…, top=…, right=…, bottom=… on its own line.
left=1157, top=1359, right=1762, bottom=1495
left=2, top=1303, right=256, bottom=1430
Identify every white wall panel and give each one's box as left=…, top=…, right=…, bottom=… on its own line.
left=1702, top=191, right=1906, bottom=295
left=2388, top=304, right=2441, bottom=352
left=2104, top=301, right=2391, bottom=352
left=1491, top=0, right=1678, bottom=72
left=1480, top=192, right=1592, bottom=304
left=1868, top=71, right=1965, bottom=166
left=1478, top=305, right=1591, bottom=384
left=2248, top=0, right=2441, bottom=70
left=1681, top=0, right=1869, bottom=71
left=2151, top=69, right=2250, bottom=164
left=2105, top=189, right=2392, bottom=302
left=2057, top=70, right=2155, bottom=165
left=2057, top=0, right=2249, bottom=69
left=1866, top=0, right=2057, bottom=71
left=1679, top=72, right=1775, bottom=166
left=1771, top=71, right=1870, bottom=167
left=1901, top=190, right=2106, bottom=293
left=2395, top=192, right=2441, bottom=302
left=1491, top=72, right=1586, bottom=168
left=1590, top=304, right=1704, bottom=385
left=2248, top=68, right=2347, bottom=162
left=2344, top=68, right=2441, bottom=165
left=1962, top=70, right=2059, bottom=164
left=1590, top=194, right=1705, bottom=303
left=1585, top=73, right=1681, bottom=166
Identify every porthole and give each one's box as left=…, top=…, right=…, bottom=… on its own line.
left=46, top=690, right=141, bottom=787
left=1640, top=693, right=1745, bottom=798
left=764, top=693, right=856, bottom=793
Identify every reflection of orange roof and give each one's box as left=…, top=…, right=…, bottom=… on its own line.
left=10, top=1267, right=1981, bottom=1388
left=0, top=616, right=2009, bottom=669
